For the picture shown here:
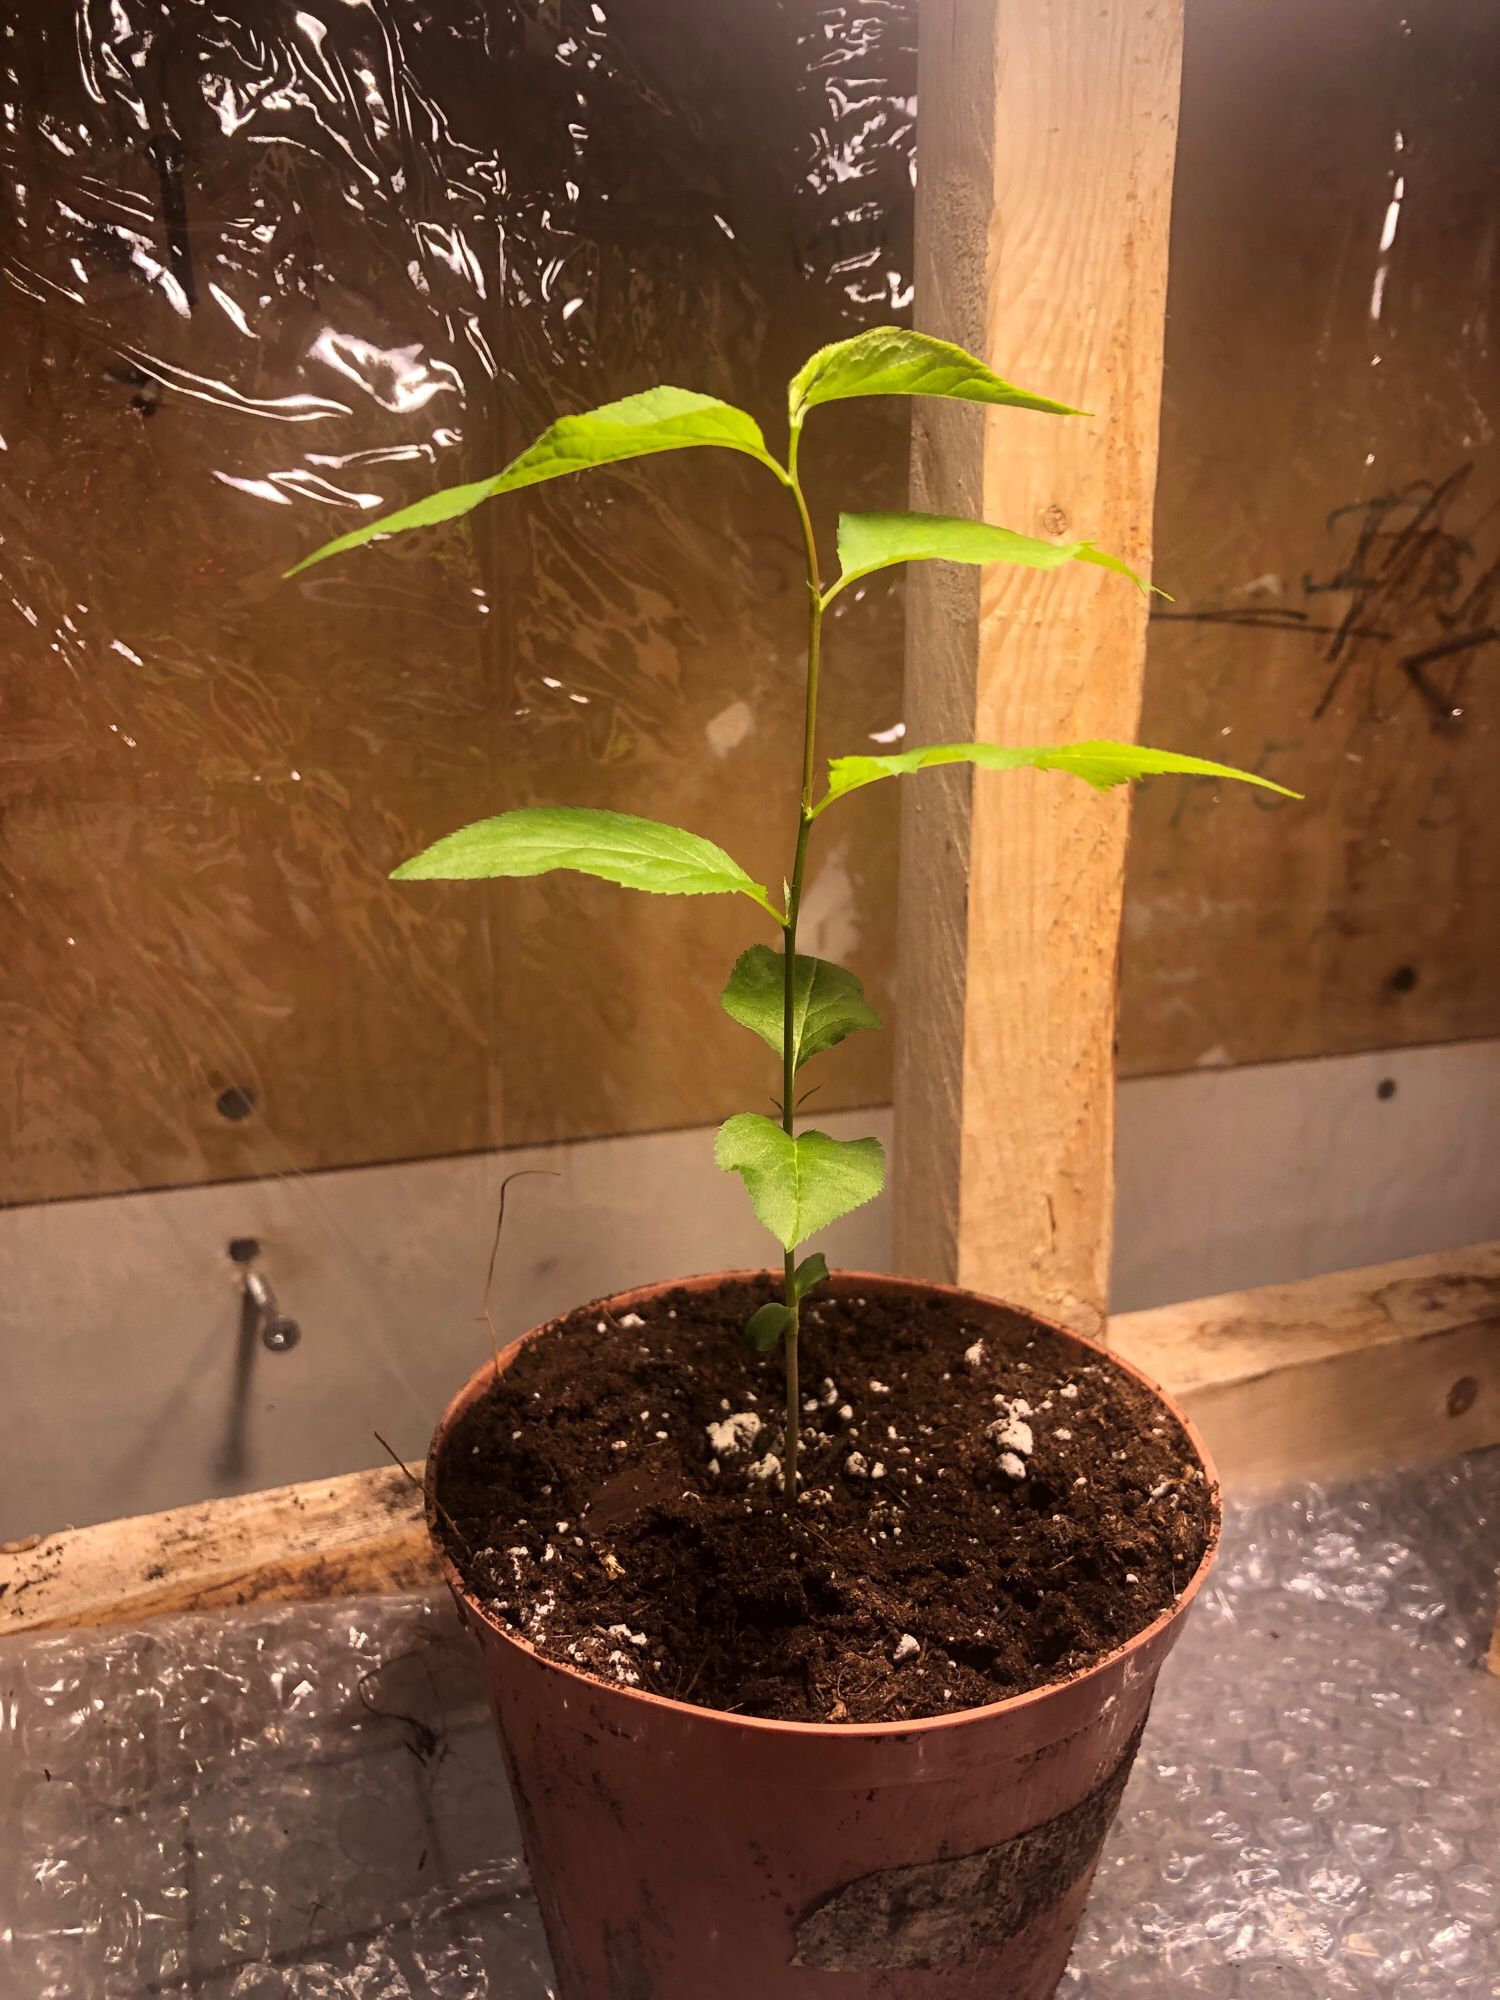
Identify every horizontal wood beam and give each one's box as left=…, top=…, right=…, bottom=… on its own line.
left=1111, top=1238, right=1500, bottom=1492
left=0, top=1463, right=435, bottom=1637
left=4, top=1241, right=1496, bottom=1638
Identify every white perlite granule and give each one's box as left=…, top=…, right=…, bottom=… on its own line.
left=706, top=1410, right=762, bottom=1458
left=988, top=1416, right=1034, bottom=1458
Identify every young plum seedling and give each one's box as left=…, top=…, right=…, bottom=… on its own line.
left=289, top=326, right=1296, bottom=1504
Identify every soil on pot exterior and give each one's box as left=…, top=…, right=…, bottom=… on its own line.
left=435, top=1276, right=1214, bottom=1725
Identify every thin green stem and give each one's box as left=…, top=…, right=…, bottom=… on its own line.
left=783, top=1303, right=800, bottom=1505
left=779, top=417, right=824, bottom=1508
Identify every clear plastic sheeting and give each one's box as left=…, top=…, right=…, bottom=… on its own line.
left=3, top=1452, right=1497, bottom=1998
left=1, top=1592, right=551, bottom=1998
left=1066, top=1448, right=1500, bottom=1999
left=0, top=0, right=916, bottom=1213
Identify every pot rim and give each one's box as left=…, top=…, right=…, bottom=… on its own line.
left=426, top=1266, right=1222, bottom=1742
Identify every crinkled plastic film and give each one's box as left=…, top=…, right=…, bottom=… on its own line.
left=0, top=0, right=916, bottom=1214
left=3, top=1453, right=1497, bottom=1996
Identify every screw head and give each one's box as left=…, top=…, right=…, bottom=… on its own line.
left=262, top=1317, right=301, bottom=1354
left=1447, top=1375, right=1478, bottom=1418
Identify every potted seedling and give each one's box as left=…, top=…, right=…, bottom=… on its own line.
left=289, top=327, right=1294, bottom=1999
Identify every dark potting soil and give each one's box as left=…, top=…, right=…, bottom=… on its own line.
left=435, top=1277, right=1215, bottom=1725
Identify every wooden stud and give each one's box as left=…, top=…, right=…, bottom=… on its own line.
left=893, top=0, right=1186, bottom=1334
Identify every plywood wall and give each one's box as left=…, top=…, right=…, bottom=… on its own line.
left=0, top=0, right=914, bottom=1204
left=1120, top=0, right=1500, bottom=1075
left=3, top=0, right=1496, bottom=1207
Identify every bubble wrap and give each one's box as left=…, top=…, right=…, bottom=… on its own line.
left=3, top=1451, right=1497, bottom=1998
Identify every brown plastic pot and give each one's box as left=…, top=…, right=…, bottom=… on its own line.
left=426, top=1270, right=1221, bottom=2000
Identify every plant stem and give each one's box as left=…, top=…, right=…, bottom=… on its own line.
left=779, top=425, right=824, bottom=1507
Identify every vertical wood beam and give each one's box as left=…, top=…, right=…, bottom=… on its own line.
left=894, top=0, right=1185, bottom=1335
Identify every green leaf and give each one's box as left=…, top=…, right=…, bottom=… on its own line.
left=286, top=387, right=776, bottom=575
left=392, top=806, right=784, bottom=919
left=792, top=1252, right=830, bottom=1303
left=720, top=945, right=881, bottom=1070
left=714, top=1115, right=886, bottom=1251
left=789, top=327, right=1082, bottom=426
left=820, top=740, right=1302, bottom=811
left=741, top=1256, right=828, bottom=1352
left=744, top=1301, right=793, bottom=1353
left=835, top=511, right=1156, bottom=596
